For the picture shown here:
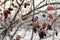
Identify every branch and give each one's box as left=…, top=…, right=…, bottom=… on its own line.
left=22, top=2, right=60, bottom=20
left=0, top=0, right=7, bottom=6
left=10, top=20, right=32, bottom=40
left=36, top=2, right=60, bottom=9
left=36, top=0, right=45, bottom=8
left=0, top=0, right=24, bottom=39
left=52, top=15, right=60, bottom=25
left=0, top=0, right=24, bottom=40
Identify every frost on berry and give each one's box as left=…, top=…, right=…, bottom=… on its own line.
left=47, top=6, right=53, bottom=11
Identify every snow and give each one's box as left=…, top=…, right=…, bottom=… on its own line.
left=9, top=27, right=60, bottom=40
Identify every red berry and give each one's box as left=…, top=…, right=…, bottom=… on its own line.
left=3, top=10, right=10, bottom=18
left=4, top=10, right=10, bottom=14
left=34, top=22, right=39, bottom=28
left=42, top=23, right=47, bottom=29
left=33, top=17, right=38, bottom=22
left=17, top=35, right=21, bottom=38
left=16, top=35, right=20, bottom=40
left=47, top=6, right=53, bottom=11
left=3, top=10, right=10, bottom=19
left=48, top=14, right=53, bottom=19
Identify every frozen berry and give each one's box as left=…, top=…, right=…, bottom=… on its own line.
left=48, top=14, right=53, bottom=19
left=33, top=16, right=38, bottom=22
left=34, top=22, right=39, bottom=28
left=42, top=23, right=47, bottom=29
left=4, top=10, right=10, bottom=14
left=47, top=6, right=53, bottom=11
left=16, top=35, right=20, bottom=40
left=3, top=10, right=10, bottom=19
